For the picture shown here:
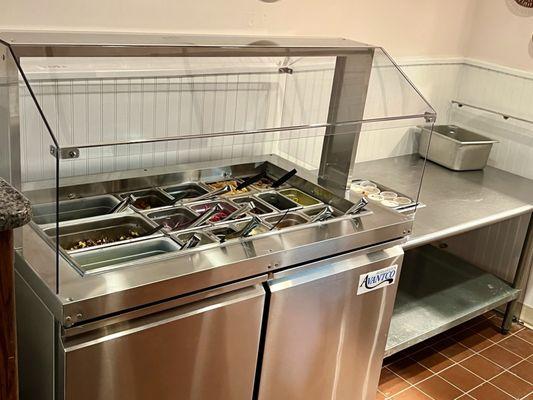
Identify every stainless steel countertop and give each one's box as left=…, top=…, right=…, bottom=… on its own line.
left=355, top=155, right=533, bottom=249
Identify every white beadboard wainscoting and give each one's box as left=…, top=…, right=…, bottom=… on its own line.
left=19, top=55, right=533, bottom=186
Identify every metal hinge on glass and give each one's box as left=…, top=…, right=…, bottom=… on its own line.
left=50, top=145, right=80, bottom=159
left=278, top=67, right=294, bottom=74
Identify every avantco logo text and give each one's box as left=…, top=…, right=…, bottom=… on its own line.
left=357, top=265, right=398, bottom=295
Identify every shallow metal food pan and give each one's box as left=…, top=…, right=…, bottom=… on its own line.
left=160, top=182, right=210, bottom=202
left=206, top=179, right=252, bottom=196
left=279, top=189, right=322, bottom=207
left=302, top=205, right=343, bottom=219
left=419, top=125, right=498, bottom=171
left=146, top=207, right=199, bottom=232
left=257, top=192, right=300, bottom=211
left=232, top=196, right=276, bottom=215
left=173, top=231, right=218, bottom=248
left=118, top=188, right=174, bottom=211
left=188, top=200, right=240, bottom=224
left=263, top=212, right=310, bottom=229
left=207, top=220, right=271, bottom=241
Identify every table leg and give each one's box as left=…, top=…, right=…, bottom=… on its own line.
left=0, top=229, right=18, bottom=400
left=502, top=214, right=533, bottom=333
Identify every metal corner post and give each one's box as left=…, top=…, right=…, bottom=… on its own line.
left=0, top=44, right=21, bottom=190
left=318, top=48, right=374, bottom=195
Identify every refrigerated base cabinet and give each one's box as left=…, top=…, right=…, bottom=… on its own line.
left=17, top=244, right=402, bottom=400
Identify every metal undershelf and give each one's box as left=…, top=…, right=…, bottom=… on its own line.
left=385, top=245, right=519, bottom=357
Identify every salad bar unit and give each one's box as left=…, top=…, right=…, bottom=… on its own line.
left=17, top=159, right=413, bottom=400
left=1, top=32, right=435, bottom=400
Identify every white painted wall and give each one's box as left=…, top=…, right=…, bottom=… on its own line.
left=466, top=0, right=533, bottom=71
left=0, top=0, right=476, bottom=59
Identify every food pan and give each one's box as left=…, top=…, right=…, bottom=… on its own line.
left=257, top=192, right=300, bottom=211
left=71, top=237, right=181, bottom=274
left=161, top=182, right=210, bottom=202
left=44, top=214, right=158, bottom=251
left=303, top=205, right=343, bottom=220
left=189, top=200, right=239, bottom=223
left=279, top=189, right=322, bottom=207
left=263, top=212, right=309, bottom=229
left=146, top=207, right=199, bottom=232
left=173, top=231, right=217, bottom=248
left=419, top=125, right=498, bottom=171
left=232, top=196, right=276, bottom=215
left=32, top=195, right=121, bottom=225
left=208, top=220, right=270, bottom=241
left=118, top=189, right=174, bottom=211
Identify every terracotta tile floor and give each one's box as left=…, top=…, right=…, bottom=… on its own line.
left=378, top=312, right=533, bottom=399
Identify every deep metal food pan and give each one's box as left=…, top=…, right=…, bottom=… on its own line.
left=419, top=125, right=498, bottom=171
left=32, top=195, right=121, bottom=225
left=71, top=237, right=182, bottom=274
left=43, top=214, right=157, bottom=251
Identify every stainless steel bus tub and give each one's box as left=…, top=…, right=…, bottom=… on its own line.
left=419, top=125, right=498, bottom=171
left=32, top=195, right=121, bottom=225
left=43, top=214, right=157, bottom=251
left=71, top=237, right=182, bottom=274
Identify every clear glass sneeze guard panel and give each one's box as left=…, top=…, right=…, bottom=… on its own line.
left=3, top=32, right=435, bottom=294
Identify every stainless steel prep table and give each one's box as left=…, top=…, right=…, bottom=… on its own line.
left=354, top=155, right=533, bottom=356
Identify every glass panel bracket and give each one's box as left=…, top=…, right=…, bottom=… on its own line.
left=49, top=145, right=80, bottom=159
left=424, top=111, right=436, bottom=124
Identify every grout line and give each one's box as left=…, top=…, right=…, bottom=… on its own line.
left=381, top=315, right=532, bottom=400
left=515, top=334, right=533, bottom=346
left=461, top=349, right=531, bottom=399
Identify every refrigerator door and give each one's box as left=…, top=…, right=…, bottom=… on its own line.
left=61, top=284, right=265, bottom=400
left=258, top=245, right=404, bottom=400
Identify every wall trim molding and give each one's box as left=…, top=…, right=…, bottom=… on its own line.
left=21, top=54, right=533, bottom=82
left=396, top=56, right=533, bottom=81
